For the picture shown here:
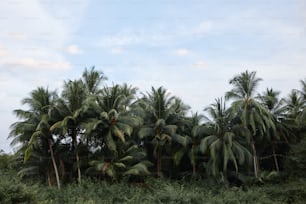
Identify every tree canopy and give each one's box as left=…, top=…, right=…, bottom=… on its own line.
left=8, top=68, right=306, bottom=187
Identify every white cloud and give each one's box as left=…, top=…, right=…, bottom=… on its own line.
left=65, top=44, right=83, bottom=55
left=174, top=48, right=191, bottom=56
left=0, top=1, right=71, bottom=69
left=97, top=20, right=214, bottom=48
left=5, top=57, right=72, bottom=70
left=210, top=8, right=304, bottom=42
left=111, top=47, right=124, bottom=54
left=193, top=60, right=207, bottom=70
left=0, top=0, right=89, bottom=152
left=99, top=31, right=143, bottom=47
left=189, top=21, right=213, bottom=36
left=0, top=47, right=9, bottom=57
left=3, top=32, right=27, bottom=41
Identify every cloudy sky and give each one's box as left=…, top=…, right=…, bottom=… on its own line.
left=0, top=0, right=305, bottom=152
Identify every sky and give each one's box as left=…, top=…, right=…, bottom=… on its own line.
left=0, top=0, right=305, bottom=152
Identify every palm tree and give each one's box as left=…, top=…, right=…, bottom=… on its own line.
left=258, top=88, right=292, bottom=172
left=9, top=87, right=61, bottom=188
left=83, top=84, right=142, bottom=173
left=26, top=114, right=61, bottom=189
left=94, top=83, right=139, bottom=113
left=80, top=67, right=108, bottom=150
left=282, top=89, right=306, bottom=147
left=226, top=71, right=275, bottom=177
left=82, top=66, right=107, bottom=95
left=284, top=90, right=305, bottom=127
left=173, top=113, right=204, bottom=176
left=50, top=80, right=87, bottom=184
left=282, top=81, right=306, bottom=177
left=298, top=79, right=306, bottom=130
left=89, top=142, right=152, bottom=181
left=200, top=98, right=252, bottom=179
left=138, top=87, right=187, bottom=177
left=297, top=79, right=306, bottom=101
left=117, top=83, right=138, bottom=112
left=84, top=107, right=141, bottom=155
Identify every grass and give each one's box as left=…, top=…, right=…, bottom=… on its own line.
left=1, top=170, right=306, bottom=204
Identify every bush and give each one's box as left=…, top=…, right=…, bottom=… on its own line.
left=1, top=172, right=306, bottom=203
left=284, top=136, right=306, bottom=178
left=0, top=170, right=37, bottom=204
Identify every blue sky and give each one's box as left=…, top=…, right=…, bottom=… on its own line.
left=0, top=0, right=305, bottom=152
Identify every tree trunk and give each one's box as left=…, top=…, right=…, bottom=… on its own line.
left=272, top=144, right=279, bottom=172
left=73, top=128, right=81, bottom=184
left=60, top=158, right=66, bottom=178
left=47, top=171, right=52, bottom=187
left=192, top=163, right=196, bottom=176
left=76, top=150, right=81, bottom=184
left=48, top=139, right=61, bottom=189
left=251, top=136, right=259, bottom=177
left=157, top=148, right=162, bottom=177
left=192, top=145, right=196, bottom=176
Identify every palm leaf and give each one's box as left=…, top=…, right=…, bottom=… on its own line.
left=173, top=148, right=187, bottom=166
left=112, top=126, right=125, bottom=142
left=138, top=127, right=154, bottom=139
left=172, top=134, right=190, bottom=146
left=105, top=131, right=117, bottom=152
left=114, top=162, right=126, bottom=169
left=117, top=123, right=133, bottom=137
left=124, top=162, right=151, bottom=176
left=119, top=155, right=134, bottom=162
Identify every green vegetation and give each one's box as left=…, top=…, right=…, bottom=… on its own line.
left=1, top=68, right=306, bottom=203
left=1, top=168, right=306, bottom=203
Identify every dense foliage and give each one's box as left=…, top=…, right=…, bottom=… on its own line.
left=2, top=68, right=306, bottom=203
left=1, top=167, right=306, bottom=203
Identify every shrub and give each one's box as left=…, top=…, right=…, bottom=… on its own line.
left=0, top=170, right=37, bottom=204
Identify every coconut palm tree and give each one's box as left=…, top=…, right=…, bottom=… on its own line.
left=258, top=88, right=293, bottom=172
left=95, top=83, right=139, bottom=113
left=84, top=106, right=141, bottom=154
left=83, top=84, right=142, bottom=171
left=9, top=87, right=61, bottom=188
left=82, top=66, right=107, bottom=95
left=120, top=84, right=140, bottom=113
left=200, top=98, right=252, bottom=180
left=89, top=141, right=152, bottom=181
left=226, top=71, right=275, bottom=177
left=50, top=80, right=87, bottom=184
left=79, top=67, right=108, bottom=149
left=172, top=113, right=205, bottom=176
left=297, top=79, right=306, bottom=101
left=138, top=87, right=187, bottom=177
left=282, top=89, right=306, bottom=150
left=26, top=114, right=61, bottom=188
left=297, top=79, right=306, bottom=131
left=283, top=90, right=305, bottom=128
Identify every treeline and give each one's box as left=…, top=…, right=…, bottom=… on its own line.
left=7, top=68, right=306, bottom=189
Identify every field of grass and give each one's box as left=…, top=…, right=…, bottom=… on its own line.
left=1, top=169, right=306, bottom=204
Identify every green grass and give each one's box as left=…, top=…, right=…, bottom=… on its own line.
left=1, top=170, right=306, bottom=204
left=34, top=178, right=306, bottom=204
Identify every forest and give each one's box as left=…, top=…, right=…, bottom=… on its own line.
left=1, top=68, right=306, bottom=203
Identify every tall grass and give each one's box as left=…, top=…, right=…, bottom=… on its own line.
left=1, top=170, right=306, bottom=204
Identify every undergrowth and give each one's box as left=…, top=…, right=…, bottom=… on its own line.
left=1, top=171, right=306, bottom=204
